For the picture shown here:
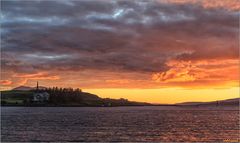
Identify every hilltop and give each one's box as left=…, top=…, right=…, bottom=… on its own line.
left=12, top=86, right=47, bottom=91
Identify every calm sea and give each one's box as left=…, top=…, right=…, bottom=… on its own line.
left=1, top=106, right=239, bottom=142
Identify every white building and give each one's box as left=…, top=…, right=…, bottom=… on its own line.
left=31, top=81, right=49, bottom=102
left=32, top=92, right=49, bottom=102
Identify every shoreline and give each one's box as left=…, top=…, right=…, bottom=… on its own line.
left=0, top=103, right=151, bottom=107
left=1, top=104, right=238, bottom=109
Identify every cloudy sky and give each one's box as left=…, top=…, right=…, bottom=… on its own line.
left=1, top=0, right=239, bottom=103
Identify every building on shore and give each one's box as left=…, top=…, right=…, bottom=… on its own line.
left=31, top=82, right=49, bottom=103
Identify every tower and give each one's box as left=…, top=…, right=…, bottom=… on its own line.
left=37, top=81, right=39, bottom=92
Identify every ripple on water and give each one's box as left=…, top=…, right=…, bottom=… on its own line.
left=1, top=106, right=239, bottom=142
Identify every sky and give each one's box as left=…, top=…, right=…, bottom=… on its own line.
left=1, top=0, right=239, bottom=103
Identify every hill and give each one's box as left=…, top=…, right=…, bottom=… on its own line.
left=12, top=86, right=47, bottom=91
left=177, top=98, right=239, bottom=106
left=12, top=86, right=33, bottom=91
left=1, top=87, right=150, bottom=107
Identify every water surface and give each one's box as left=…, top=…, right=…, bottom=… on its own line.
left=1, top=106, right=239, bottom=142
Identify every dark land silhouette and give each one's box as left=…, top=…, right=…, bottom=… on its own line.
left=1, top=86, right=150, bottom=107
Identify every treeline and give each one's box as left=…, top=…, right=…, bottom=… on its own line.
left=37, top=87, right=83, bottom=104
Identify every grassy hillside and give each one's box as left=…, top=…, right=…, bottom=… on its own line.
left=1, top=90, right=33, bottom=98
left=1, top=90, right=34, bottom=98
left=1, top=90, right=34, bottom=105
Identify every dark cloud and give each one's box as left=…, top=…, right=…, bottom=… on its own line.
left=1, top=0, right=238, bottom=76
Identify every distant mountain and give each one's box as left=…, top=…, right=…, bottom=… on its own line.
left=215, top=98, right=239, bottom=106
left=12, top=86, right=33, bottom=91
left=177, top=98, right=239, bottom=106
left=12, top=86, right=47, bottom=91
left=177, top=102, right=203, bottom=105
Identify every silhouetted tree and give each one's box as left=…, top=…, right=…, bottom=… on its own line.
left=44, top=87, right=83, bottom=104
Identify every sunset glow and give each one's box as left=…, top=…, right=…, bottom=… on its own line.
left=85, top=87, right=239, bottom=104
left=1, top=0, right=239, bottom=103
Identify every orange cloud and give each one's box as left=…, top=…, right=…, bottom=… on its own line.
left=152, top=61, right=196, bottom=82
left=163, top=0, right=240, bottom=11
left=11, top=72, right=60, bottom=86
left=152, top=59, right=239, bottom=87
left=13, top=72, right=60, bottom=80
left=106, top=79, right=130, bottom=84
left=0, top=80, right=13, bottom=86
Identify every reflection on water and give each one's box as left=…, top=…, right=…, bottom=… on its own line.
left=1, top=106, right=239, bottom=142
